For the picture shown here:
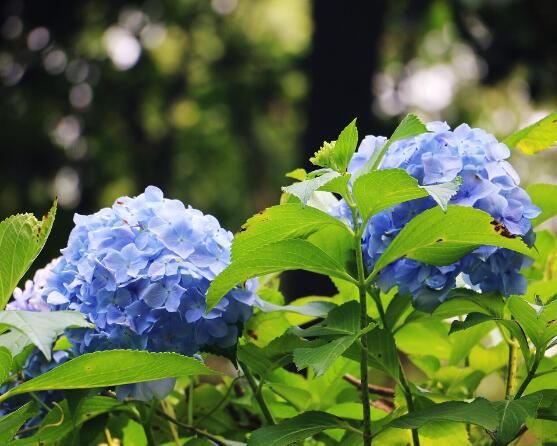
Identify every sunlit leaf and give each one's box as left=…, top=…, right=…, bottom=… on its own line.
left=503, top=112, right=557, bottom=154
left=0, top=201, right=57, bottom=310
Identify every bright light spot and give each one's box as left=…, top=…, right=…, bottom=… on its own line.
left=119, top=8, right=146, bottom=32
left=27, top=27, right=50, bottom=51
left=140, top=23, right=167, bottom=49
left=53, top=167, right=80, bottom=208
left=43, top=49, right=67, bottom=74
left=52, top=116, right=81, bottom=148
left=103, top=26, right=142, bottom=70
left=69, top=83, right=93, bottom=109
left=65, top=59, right=89, bottom=84
left=399, top=64, right=456, bottom=113
left=0, top=53, right=24, bottom=86
left=2, top=16, right=23, bottom=40
left=211, top=0, right=238, bottom=15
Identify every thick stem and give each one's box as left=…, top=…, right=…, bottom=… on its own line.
left=369, top=286, right=420, bottom=446
left=515, top=351, right=543, bottom=399
left=347, top=199, right=372, bottom=446
left=505, top=337, right=519, bottom=399
left=240, top=361, right=275, bottom=425
left=399, top=367, right=421, bottom=446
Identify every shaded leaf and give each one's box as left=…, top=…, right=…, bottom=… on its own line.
left=491, top=394, right=542, bottom=445
left=0, top=310, right=92, bottom=361
left=388, top=398, right=499, bottom=431
left=248, top=411, right=356, bottom=446
left=527, top=183, right=557, bottom=227
left=0, top=402, right=38, bottom=444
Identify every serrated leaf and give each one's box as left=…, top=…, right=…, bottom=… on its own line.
left=356, top=113, right=429, bottom=176
left=232, top=203, right=351, bottom=261
left=310, top=119, right=358, bottom=173
left=0, top=350, right=218, bottom=403
left=207, top=239, right=355, bottom=311
left=491, top=394, right=542, bottom=445
left=352, top=169, right=459, bottom=223
left=421, top=177, right=461, bottom=212
left=294, top=336, right=355, bottom=377
left=503, top=112, right=557, bottom=154
left=0, top=201, right=57, bottom=310
left=248, top=411, right=356, bottom=446
left=387, top=398, right=499, bottom=431
left=527, top=183, right=557, bottom=227
left=370, top=205, right=534, bottom=281
left=449, top=312, right=531, bottom=367
left=0, top=310, right=92, bottom=361
left=282, top=171, right=341, bottom=206
left=0, top=402, right=38, bottom=444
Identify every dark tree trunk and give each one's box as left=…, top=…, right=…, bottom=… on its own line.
left=282, top=0, right=388, bottom=300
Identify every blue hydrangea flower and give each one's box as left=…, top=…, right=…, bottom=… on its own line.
left=1, top=266, right=69, bottom=427
left=42, top=186, right=257, bottom=398
left=330, top=122, right=540, bottom=310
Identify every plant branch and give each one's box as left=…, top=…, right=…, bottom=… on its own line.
left=505, top=337, right=520, bottom=398
left=346, top=198, right=372, bottom=446
left=369, top=286, right=420, bottom=446
left=240, top=361, right=275, bottom=425
left=155, top=408, right=229, bottom=446
left=342, top=374, right=395, bottom=398
left=515, top=350, right=544, bottom=399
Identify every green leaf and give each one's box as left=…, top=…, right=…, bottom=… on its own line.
left=0, top=330, right=34, bottom=360
left=352, top=169, right=459, bottom=223
left=293, top=336, right=355, bottom=377
left=0, top=310, right=92, bottom=361
left=527, top=183, right=557, bottom=227
left=388, top=398, right=499, bottom=431
left=0, top=402, right=38, bottom=444
left=503, top=112, right=557, bottom=154
left=231, top=203, right=351, bottom=261
left=0, top=201, right=57, bottom=310
left=353, top=169, right=428, bottom=222
left=282, top=170, right=341, bottom=206
left=310, top=119, right=358, bottom=173
left=206, top=239, right=355, bottom=311
left=238, top=333, right=308, bottom=378
left=0, top=347, right=12, bottom=385
left=356, top=114, right=429, bottom=176
left=449, top=312, right=531, bottom=367
left=421, top=177, right=461, bottom=212
left=370, top=205, right=534, bottom=280
left=491, top=394, right=542, bottom=445
left=507, top=296, right=544, bottom=347
left=248, top=411, right=357, bottom=446
left=0, top=350, right=218, bottom=403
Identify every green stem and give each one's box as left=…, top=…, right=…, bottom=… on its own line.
left=156, top=408, right=229, bottom=446
left=399, top=367, right=420, bottom=446
left=505, top=337, right=519, bottom=399
left=515, top=350, right=543, bottom=399
left=369, top=286, right=420, bottom=446
left=187, top=378, right=195, bottom=426
left=347, top=198, right=372, bottom=446
left=195, top=377, right=239, bottom=426
left=240, top=361, right=275, bottom=425
left=143, top=400, right=158, bottom=446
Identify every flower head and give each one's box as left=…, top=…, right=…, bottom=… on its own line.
left=44, top=186, right=256, bottom=358
left=331, top=122, right=540, bottom=310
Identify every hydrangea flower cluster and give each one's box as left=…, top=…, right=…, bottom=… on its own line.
left=331, top=122, right=540, bottom=310
left=43, top=186, right=256, bottom=358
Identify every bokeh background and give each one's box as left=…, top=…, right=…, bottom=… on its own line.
left=2, top=0, right=556, bottom=295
